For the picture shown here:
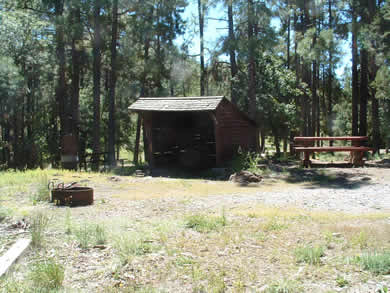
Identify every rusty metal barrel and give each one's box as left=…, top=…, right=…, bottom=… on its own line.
left=51, top=187, right=93, bottom=206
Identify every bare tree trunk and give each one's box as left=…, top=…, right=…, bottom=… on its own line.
left=247, top=0, right=256, bottom=120
left=71, top=4, right=81, bottom=167
left=228, top=0, right=238, bottom=104
left=359, top=48, right=368, bottom=137
left=328, top=0, right=334, bottom=145
left=198, top=0, right=206, bottom=96
left=351, top=0, right=359, bottom=136
left=287, top=0, right=291, bottom=69
left=92, top=1, right=102, bottom=171
left=108, top=0, right=118, bottom=168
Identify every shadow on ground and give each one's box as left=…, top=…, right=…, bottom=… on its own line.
left=282, top=167, right=373, bottom=189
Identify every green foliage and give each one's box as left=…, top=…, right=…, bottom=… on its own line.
left=356, top=250, right=390, bottom=275
left=185, top=213, right=227, bottom=233
left=294, top=245, right=325, bottom=265
left=29, top=259, right=64, bottom=290
left=30, top=210, right=50, bottom=248
left=231, top=149, right=262, bottom=173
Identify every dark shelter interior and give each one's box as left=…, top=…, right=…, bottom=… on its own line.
left=151, top=111, right=216, bottom=169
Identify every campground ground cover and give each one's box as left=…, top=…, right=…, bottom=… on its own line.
left=0, top=159, right=389, bottom=292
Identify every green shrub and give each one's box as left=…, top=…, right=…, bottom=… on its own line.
left=30, top=210, right=50, bottom=248
left=357, top=250, right=390, bottom=275
left=29, top=259, right=64, bottom=290
left=294, top=245, right=324, bottom=265
left=185, top=213, right=227, bottom=233
left=231, top=149, right=262, bottom=173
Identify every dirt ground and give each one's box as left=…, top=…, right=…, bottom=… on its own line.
left=0, top=159, right=390, bottom=292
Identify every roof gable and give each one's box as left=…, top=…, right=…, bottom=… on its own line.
left=128, top=96, right=224, bottom=112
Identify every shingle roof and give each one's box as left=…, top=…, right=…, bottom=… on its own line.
left=128, top=96, right=224, bottom=112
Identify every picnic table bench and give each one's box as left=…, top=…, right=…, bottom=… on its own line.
left=293, top=136, right=372, bottom=167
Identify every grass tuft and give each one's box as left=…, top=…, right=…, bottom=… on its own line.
left=30, top=210, right=50, bottom=248
left=31, top=172, right=50, bottom=203
left=294, top=245, right=325, bottom=265
left=114, top=233, right=160, bottom=265
left=29, top=259, right=64, bottom=290
left=185, top=213, right=227, bottom=233
left=356, top=250, right=390, bottom=275
left=74, top=223, right=107, bottom=249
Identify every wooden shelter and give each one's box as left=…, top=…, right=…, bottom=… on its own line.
left=129, top=96, right=259, bottom=168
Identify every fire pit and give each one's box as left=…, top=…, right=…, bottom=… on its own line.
left=51, top=186, right=93, bottom=206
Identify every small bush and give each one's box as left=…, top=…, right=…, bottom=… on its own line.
left=231, top=149, right=263, bottom=173
left=185, top=213, right=227, bottom=233
left=294, top=245, right=324, bottom=265
left=30, top=210, right=50, bottom=248
left=357, top=250, right=390, bottom=275
left=29, top=259, right=64, bottom=290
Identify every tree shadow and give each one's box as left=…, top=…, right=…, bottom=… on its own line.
left=282, top=167, right=374, bottom=189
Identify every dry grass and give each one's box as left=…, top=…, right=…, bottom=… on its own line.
left=111, top=178, right=300, bottom=200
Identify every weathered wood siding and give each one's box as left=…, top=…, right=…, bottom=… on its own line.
left=215, top=99, right=258, bottom=166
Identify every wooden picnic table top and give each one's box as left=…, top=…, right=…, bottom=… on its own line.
left=294, top=136, right=368, bottom=141
left=294, top=146, right=372, bottom=152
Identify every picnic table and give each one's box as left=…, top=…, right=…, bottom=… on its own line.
left=293, top=136, right=372, bottom=167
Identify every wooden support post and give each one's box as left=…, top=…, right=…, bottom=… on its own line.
left=133, top=113, right=142, bottom=165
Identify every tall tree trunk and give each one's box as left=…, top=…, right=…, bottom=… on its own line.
left=247, top=0, right=256, bottom=120
left=351, top=0, right=359, bottom=136
left=359, top=48, right=368, bottom=137
left=227, top=0, right=238, bottom=104
left=54, top=0, right=67, bottom=167
left=108, top=0, right=118, bottom=168
left=71, top=4, right=81, bottom=166
left=286, top=0, right=291, bottom=69
left=328, top=0, right=334, bottom=144
left=92, top=1, right=102, bottom=171
left=368, top=1, right=380, bottom=153
left=198, top=0, right=206, bottom=96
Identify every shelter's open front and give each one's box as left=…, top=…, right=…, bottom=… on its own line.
left=145, top=111, right=216, bottom=169
left=129, top=96, right=259, bottom=169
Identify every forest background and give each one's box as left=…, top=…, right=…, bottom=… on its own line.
left=0, top=0, right=389, bottom=170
